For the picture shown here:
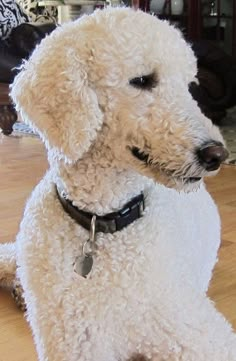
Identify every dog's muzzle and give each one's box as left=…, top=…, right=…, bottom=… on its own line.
left=130, top=140, right=228, bottom=185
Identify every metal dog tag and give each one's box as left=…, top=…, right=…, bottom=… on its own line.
left=74, top=215, right=96, bottom=278
left=74, top=254, right=93, bottom=278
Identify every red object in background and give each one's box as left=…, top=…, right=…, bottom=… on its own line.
left=132, top=0, right=140, bottom=10
left=94, top=4, right=104, bottom=9
left=132, top=0, right=150, bottom=12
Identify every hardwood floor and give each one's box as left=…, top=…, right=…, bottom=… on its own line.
left=207, top=163, right=236, bottom=329
left=0, top=136, right=46, bottom=361
left=0, top=135, right=235, bottom=361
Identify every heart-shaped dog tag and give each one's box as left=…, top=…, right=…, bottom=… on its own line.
left=74, top=254, right=93, bottom=278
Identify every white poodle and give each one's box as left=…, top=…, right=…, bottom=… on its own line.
left=0, top=7, right=235, bottom=361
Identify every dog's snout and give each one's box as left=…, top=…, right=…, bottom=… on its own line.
left=197, top=142, right=229, bottom=171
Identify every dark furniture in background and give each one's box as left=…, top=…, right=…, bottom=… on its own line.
left=0, top=22, right=56, bottom=135
left=190, top=39, right=236, bottom=123
left=0, top=84, right=17, bottom=135
left=132, top=0, right=236, bottom=124
left=135, top=0, right=236, bottom=57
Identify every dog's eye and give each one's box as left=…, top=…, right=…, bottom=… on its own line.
left=129, top=73, right=157, bottom=90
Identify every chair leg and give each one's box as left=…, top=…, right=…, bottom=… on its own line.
left=0, top=104, right=17, bottom=135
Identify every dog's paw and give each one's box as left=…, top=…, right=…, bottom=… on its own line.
left=11, top=280, right=26, bottom=312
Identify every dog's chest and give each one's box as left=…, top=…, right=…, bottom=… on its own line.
left=17, top=181, right=221, bottom=360
left=30, top=182, right=220, bottom=297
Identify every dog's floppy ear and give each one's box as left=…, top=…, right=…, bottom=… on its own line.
left=11, top=23, right=103, bottom=162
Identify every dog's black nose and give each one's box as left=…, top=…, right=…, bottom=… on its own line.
left=197, top=142, right=229, bottom=171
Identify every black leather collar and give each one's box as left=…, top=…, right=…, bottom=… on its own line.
left=56, top=185, right=145, bottom=234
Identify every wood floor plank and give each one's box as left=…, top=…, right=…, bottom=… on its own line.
left=206, top=166, right=236, bottom=329
left=0, top=135, right=235, bottom=360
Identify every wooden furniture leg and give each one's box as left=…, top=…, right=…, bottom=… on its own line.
left=0, top=83, right=17, bottom=135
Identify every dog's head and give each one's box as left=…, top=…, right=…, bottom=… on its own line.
left=11, top=7, right=228, bottom=191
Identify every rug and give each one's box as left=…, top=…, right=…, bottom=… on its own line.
left=11, top=116, right=236, bottom=164
left=12, top=122, right=38, bottom=137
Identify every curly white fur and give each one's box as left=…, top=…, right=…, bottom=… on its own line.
left=0, top=7, right=235, bottom=361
